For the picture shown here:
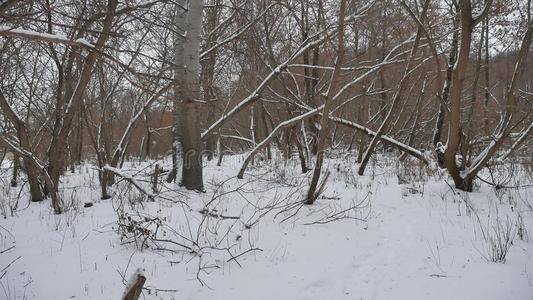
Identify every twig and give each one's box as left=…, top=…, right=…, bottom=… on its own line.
left=1, top=255, right=21, bottom=273
left=199, top=209, right=240, bottom=220
left=226, top=248, right=263, bottom=263
left=0, top=245, right=15, bottom=254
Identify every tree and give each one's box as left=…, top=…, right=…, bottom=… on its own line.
left=437, top=0, right=532, bottom=191
left=306, top=0, right=348, bottom=204
left=0, top=88, right=44, bottom=202
left=169, top=0, right=204, bottom=191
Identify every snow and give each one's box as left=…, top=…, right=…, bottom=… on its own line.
left=0, top=154, right=532, bottom=300
left=0, top=26, right=94, bottom=48
left=75, top=38, right=95, bottom=48
left=0, top=26, right=66, bottom=40
left=220, top=134, right=255, bottom=144
left=498, top=122, right=533, bottom=162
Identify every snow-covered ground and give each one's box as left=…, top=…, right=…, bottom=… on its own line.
left=0, top=155, right=532, bottom=300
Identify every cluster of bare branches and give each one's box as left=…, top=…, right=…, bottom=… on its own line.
left=0, top=0, right=531, bottom=215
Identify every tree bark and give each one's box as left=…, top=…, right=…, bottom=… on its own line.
left=172, top=0, right=204, bottom=191
left=432, top=4, right=459, bottom=147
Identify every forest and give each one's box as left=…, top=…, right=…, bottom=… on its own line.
left=0, top=0, right=532, bottom=299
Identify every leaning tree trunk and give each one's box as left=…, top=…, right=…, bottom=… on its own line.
left=305, top=0, right=347, bottom=205
left=19, top=130, right=44, bottom=201
left=0, top=88, right=43, bottom=201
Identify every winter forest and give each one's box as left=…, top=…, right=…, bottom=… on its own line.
left=0, top=0, right=532, bottom=299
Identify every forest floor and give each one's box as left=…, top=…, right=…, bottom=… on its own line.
left=0, top=154, right=532, bottom=300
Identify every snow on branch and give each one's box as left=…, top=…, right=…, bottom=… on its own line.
left=497, top=121, right=533, bottom=162
left=0, top=26, right=95, bottom=48
left=237, top=105, right=325, bottom=178
left=201, top=4, right=373, bottom=140
left=234, top=31, right=419, bottom=178
left=0, top=135, right=63, bottom=213
left=460, top=23, right=533, bottom=179
left=111, top=82, right=173, bottom=165
left=330, top=116, right=429, bottom=164
left=220, top=134, right=255, bottom=144
left=200, top=38, right=322, bottom=140
left=0, top=136, right=47, bottom=171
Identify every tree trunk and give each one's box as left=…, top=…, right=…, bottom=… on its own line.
left=172, top=0, right=204, bottom=191
left=10, top=154, right=18, bottom=187
left=483, top=15, right=490, bottom=135
left=122, top=272, right=146, bottom=300
left=357, top=91, right=369, bottom=163
left=432, top=5, right=458, bottom=147
left=443, top=2, right=475, bottom=190
left=202, top=0, right=220, bottom=161
left=306, top=0, right=347, bottom=204
left=442, top=0, right=493, bottom=191
left=0, top=88, right=43, bottom=202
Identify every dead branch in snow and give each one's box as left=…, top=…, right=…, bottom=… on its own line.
left=102, top=165, right=155, bottom=200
